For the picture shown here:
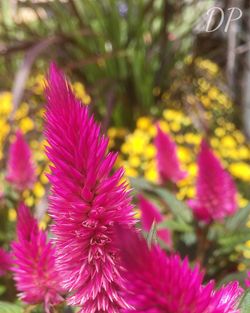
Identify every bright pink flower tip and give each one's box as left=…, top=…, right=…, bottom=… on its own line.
left=0, top=248, right=12, bottom=276
left=138, top=194, right=172, bottom=247
left=44, top=63, right=134, bottom=312
left=116, top=227, right=243, bottom=313
left=154, top=124, right=187, bottom=184
left=6, top=130, right=36, bottom=191
left=188, top=139, right=238, bottom=223
left=245, top=271, right=250, bottom=288
left=12, top=203, right=63, bottom=313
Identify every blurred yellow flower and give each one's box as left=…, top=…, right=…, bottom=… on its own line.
left=229, top=163, right=250, bottom=181
left=19, top=117, right=34, bottom=133
left=136, top=117, right=152, bottom=130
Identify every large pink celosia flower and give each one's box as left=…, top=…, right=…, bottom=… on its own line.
left=44, top=64, right=134, bottom=312
left=188, top=139, right=237, bottom=223
left=138, top=194, right=172, bottom=247
left=12, top=203, right=63, bottom=313
left=6, top=130, right=36, bottom=191
left=154, top=124, right=187, bottom=184
left=116, top=227, right=243, bottom=313
left=0, top=247, right=11, bottom=276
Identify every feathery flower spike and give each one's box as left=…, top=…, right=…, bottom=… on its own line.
left=245, top=271, right=250, bottom=288
left=154, top=124, right=187, bottom=184
left=44, top=64, right=134, bottom=312
left=6, top=130, right=36, bottom=191
left=12, top=203, right=63, bottom=313
left=188, top=139, right=237, bottom=223
left=116, top=226, right=243, bottom=313
left=138, top=194, right=172, bottom=247
left=0, top=247, right=11, bottom=276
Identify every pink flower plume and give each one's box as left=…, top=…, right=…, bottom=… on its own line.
left=245, top=272, right=250, bottom=288
left=138, top=194, right=172, bottom=247
left=44, top=63, right=134, bottom=312
left=6, top=130, right=36, bottom=191
left=116, top=227, right=242, bottom=313
left=154, top=124, right=187, bottom=184
left=0, top=247, right=12, bottom=276
left=188, top=139, right=237, bottom=223
left=12, top=203, right=63, bottom=313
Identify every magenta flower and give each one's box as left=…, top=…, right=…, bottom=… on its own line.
left=138, top=194, right=172, bottom=247
left=44, top=64, right=134, bottom=312
left=12, top=203, right=63, bottom=313
left=0, top=247, right=11, bottom=276
left=116, top=227, right=242, bottom=313
left=6, top=130, right=36, bottom=191
left=188, top=139, right=237, bottom=223
left=154, top=124, right=187, bottom=184
left=245, top=272, right=250, bottom=288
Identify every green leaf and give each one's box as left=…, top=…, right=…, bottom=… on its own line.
left=218, top=230, right=250, bottom=247
left=0, top=302, right=23, bottom=313
left=154, top=188, right=193, bottom=224
left=129, top=177, right=193, bottom=224
left=226, top=204, right=250, bottom=232
left=129, top=176, right=152, bottom=191
left=0, top=285, right=6, bottom=296
left=147, top=220, right=157, bottom=248
left=239, top=290, right=250, bottom=312
left=158, top=219, right=193, bottom=233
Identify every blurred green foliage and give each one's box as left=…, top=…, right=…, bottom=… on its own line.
left=0, top=0, right=212, bottom=127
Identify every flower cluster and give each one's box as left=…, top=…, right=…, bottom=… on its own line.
left=116, top=226, right=243, bottom=313
left=12, top=203, right=63, bottom=313
left=0, top=247, right=11, bottom=276
left=188, top=140, right=237, bottom=223
left=6, top=130, right=36, bottom=191
left=118, top=110, right=249, bottom=207
left=0, top=73, right=91, bottom=212
left=45, top=64, right=134, bottom=312
left=0, top=64, right=248, bottom=313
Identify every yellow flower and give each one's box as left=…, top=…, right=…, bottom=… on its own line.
left=170, top=121, right=181, bottom=132
left=158, top=120, right=170, bottom=133
left=184, top=133, right=201, bottom=145
left=128, top=156, right=141, bottom=168
left=215, top=127, right=225, bottom=137
left=125, top=167, right=138, bottom=178
left=221, top=135, right=236, bottom=149
left=19, top=117, right=34, bottom=133
left=8, top=208, right=17, bottom=222
left=234, top=131, right=245, bottom=144
left=134, top=209, right=141, bottom=219
left=229, top=163, right=250, bottom=181
left=40, top=171, right=49, bottom=184
left=121, top=142, right=130, bottom=154
left=14, top=102, right=29, bottom=120
left=238, top=146, right=249, bottom=159
left=136, top=117, right=152, bottom=130
left=144, top=144, right=156, bottom=159
left=25, top=196, right=34, bottom=207
left=188, top=163, right=197, bottom=176
left=145, top=167, right=158, bottom=183
left=33, top=182, right=45, bottom=198
left=73, top=82, right=91, bottom=105
left=238, top=263, right=246, bottom=272
left=208, top=87, right=219, bottom=100
left=0, top=92, right=12, bottom=115
left=243, top=250, right=250, bottom=259
left=177, top=147, right=192, bottom=163
left=30, top=74, right=45, bottom=95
